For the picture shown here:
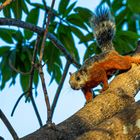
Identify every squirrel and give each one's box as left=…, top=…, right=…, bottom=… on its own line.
left=69, top=7, right=140, bottom=102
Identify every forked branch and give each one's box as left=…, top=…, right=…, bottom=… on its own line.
left=38, top=0, right=56, bottom=124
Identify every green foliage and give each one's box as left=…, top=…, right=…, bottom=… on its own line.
left=128, top=0, right=140, bottom=13
left=24, top=8, right=39, bottom=40
left=43, top=41, right=62, bottom=84
left=2, top=0, right=28, bottom=18
left=0, top=28, right=14, bottom=43
left=0, top=0, right=140, bottom=93
left=58, top=0, right=70, bottom=16
left=74, top=7, right=93, bottom=26
left=20, top=75, right=30, bottom=92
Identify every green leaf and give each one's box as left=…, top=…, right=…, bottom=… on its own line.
left=20, top=75, right=30, bottom=92
left=0, top=28, right=13, bottom=44
left=3, top=6, right=11, bottom=18
left=0, top=53, right=12, bottom=90
left=84, top=42, right=100, bottom=61
left=12, top=30, right=23, bottom=43
left=43, top=41, right=62, bottom=84
left=10, top=44, right=31, bottom=73
left=48, top=22, right=58, bottom=33
left=11, top=0, right=22, bottom=19
left=26, top=1, right=45, bottom=10
left=58, top=24, right=80, bottom=62
left=67, top=13, right=88, bottom=30
left=79, top=33, right=94, bottom=43
left=53, top=63, right=62, bottom=84
left=24, top=8, right=39, bottom=40
left=63, top=1, right=77, bottom=17
left=0, top=66, right=12, bottom=90
left=21, top=0, right=29, bottom=14
left=115, top=8, right=127, bottom=28
left=0, top=47, right=11, bottom=57
left=58, top=0, right=70, bottom=16
left=128, top=0, right=140, bottom=13
left=114, top=31, right=139, bottom=54
left=70, top=26, right=85, bottom=41
left=74, top=7, right=93, bottom=26
left=112, top=0, right=123, bottom=13
left=49, top=63, right=62, bottom=85
left=33, top=70, right=39, bottom=88
left=117, top=31, right=139, bottom=41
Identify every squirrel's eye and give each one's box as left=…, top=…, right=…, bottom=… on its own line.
left=76, top=76, right=80, bottom=81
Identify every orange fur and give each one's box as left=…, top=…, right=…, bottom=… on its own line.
left=69, top=50, right=140, bottom=102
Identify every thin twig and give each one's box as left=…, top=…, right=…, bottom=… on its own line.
left=11, top=36, right=43, bottom=127
left=38, top=0, right=56, bottom=124
left=0, top=0, right=13, bottom=10
left=38, top=67, right=52, bottom=123
left=11, top=91, right=28, bottom=117
left=0, top=18, right=81, bottom=68
left=27, top=36, right=43, bottom=127
left=42, top=0, right=48, bottom=28
left=50, top=60, right=71, bottom=121
left=0, top=109, right=19, bottom=140
left=26, top=35, right=40, bottom=98
left=30, top=95, right=43, bottom=127
left=42, top=59, right=48, bottom=67
left=39, top=0, right=55, bottom=62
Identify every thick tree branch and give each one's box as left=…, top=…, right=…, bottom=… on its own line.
left=77, top=101, right=140, bottom=140
left=20, top=55, right=140, bottom=140
left=0, top=18, right=80, bottom=68
left=0, top=109, right=19, bottom=140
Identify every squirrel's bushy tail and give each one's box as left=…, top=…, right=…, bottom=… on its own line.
left=90, top=7, right=116, bottom=47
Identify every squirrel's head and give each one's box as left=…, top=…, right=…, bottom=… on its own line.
left=90, top=6, right=116, bottom=47
left=69, top=69, right=88, bottom=90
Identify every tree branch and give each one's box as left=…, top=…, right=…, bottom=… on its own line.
left=11, top=36, right=43, bottom=127
left=30, top=95, right=43, bottom=127
left=38, top=0, right=56, bottom=124
left=50, top=60, right=71, bottom=121
left=42, top=0, right=48, bottom=28
left=0, top=109, right=19, bottom=140
left=11, top=91, right=28, bottom=117
left=20, top=56, right=140, bottom=140
left=27, top=36, right=43, bottom=127
left=0, top=18, right=80, bottom=68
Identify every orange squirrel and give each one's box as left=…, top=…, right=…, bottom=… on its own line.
left=69, top=7, right=140, bottom=102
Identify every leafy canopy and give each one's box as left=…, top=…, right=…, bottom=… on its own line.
left=0, top=0, right=139, bottom=92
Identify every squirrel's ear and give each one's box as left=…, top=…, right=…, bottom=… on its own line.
left=80, top=69, right=87, bottom=75
left=69, top=72, right=72, bottom=76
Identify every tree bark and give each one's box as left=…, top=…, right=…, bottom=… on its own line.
left=21, top=59, right=140, bottom=140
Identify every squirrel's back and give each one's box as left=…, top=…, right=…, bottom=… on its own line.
left=90, top=7, right=116, bottom=51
